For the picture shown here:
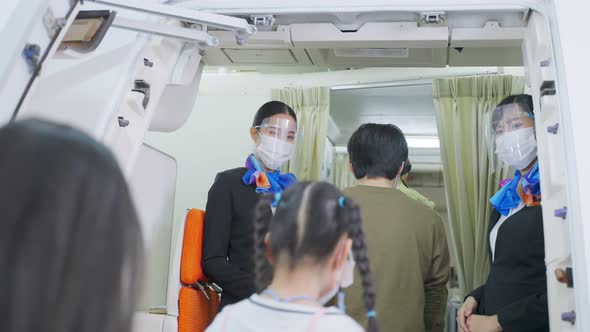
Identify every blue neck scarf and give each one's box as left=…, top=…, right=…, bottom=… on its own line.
left=242, top=154, right=297, bottom=193
left=490, top=163, right=541, bottom=216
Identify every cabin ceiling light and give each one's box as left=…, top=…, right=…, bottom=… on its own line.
left=406, top=136, right=440, bottom=149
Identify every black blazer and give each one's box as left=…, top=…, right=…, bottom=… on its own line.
left=202, top=167, right=262, bottom=308
left=469, top=206, right=548, bottom=331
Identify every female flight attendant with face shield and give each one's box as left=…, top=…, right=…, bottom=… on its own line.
left=202, top=101, right=299, bottom=309
left=457, top=95, right=548, bottom=332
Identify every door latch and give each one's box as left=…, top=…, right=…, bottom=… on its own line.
left=131, top=80, right=151, bottom=109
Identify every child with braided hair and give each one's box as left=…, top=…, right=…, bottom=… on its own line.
left=206, top=182, right=379, bottom=332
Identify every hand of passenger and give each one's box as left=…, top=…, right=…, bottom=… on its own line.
left=465, top=314, right=502, bottom=332
left=457, top=296, right=478, bottom=332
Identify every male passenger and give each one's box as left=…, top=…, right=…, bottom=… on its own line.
left=343, top=124, right=450, bottom=332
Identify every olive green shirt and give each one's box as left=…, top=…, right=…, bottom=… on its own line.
left=343, top=185, right=450, bottom=332
left=397, top=181, right=436, bottom=210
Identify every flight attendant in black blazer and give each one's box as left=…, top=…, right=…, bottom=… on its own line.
left=457, top=94, right=548, bottom=332
left=202, top=101, right=298, bottom=309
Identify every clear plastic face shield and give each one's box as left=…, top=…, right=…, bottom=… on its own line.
left=254, top=117, right=299, bottom=170
left=485, top=103, right=537, bottom=171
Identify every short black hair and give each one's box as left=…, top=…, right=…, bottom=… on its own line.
left=347, top=123, right=408, bottom=180
left=252, top=101, right=297, bottom=127
left=496, top=94, right=534, bottom=112
left=0, top=119, right=143, bottom=332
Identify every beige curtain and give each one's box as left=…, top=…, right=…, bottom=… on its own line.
left=272, top=87, right=330, bottom=180
left=433, top=75, right=524, bottom=296
left=333, top=153, right=356, bottom=190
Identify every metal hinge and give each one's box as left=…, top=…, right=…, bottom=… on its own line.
left=421, top=12, right=446, bottom=24
left=43, top=8, right=67, bottom=38
left=250, top=15, right=275, bottom=27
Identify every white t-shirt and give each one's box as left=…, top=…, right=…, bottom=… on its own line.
left=206, top=294, right=364, bottom=332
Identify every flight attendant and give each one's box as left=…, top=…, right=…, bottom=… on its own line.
left=457, top=94, right=548, bottom=332
left=202, top=101, right=298, bottom=308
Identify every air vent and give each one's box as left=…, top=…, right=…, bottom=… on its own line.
left=334, top=48, right=410, bottom=58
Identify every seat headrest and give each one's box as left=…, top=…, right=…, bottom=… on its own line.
left=180, top=209, right=207, bottom=285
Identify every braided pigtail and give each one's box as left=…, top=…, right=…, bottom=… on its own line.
left=345, top=197, right=379, bottom=332
left=253, top=193, right=275, bottom=292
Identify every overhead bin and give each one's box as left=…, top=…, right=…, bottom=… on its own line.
left=292, top=22, right=448, bottom=67
left=210, top=27, right=293, bottom=49
left=290, top=22, right=448, bottom=49
left=203, top=22, right=449, bottom=67
left=204, top=26, right=313, bottom=66
left=449, top=21, right=525, bottom=66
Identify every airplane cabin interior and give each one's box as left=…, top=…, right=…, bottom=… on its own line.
left=1, top=1, right=587, bottom=331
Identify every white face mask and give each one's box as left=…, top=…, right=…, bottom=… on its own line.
left=317, top=250, right=355, bottom=305
left=256, top=135, right=294, bottom=170
left=495, top=127, right=538, bottom=170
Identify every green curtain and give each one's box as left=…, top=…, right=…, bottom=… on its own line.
left=432, top=75, right=524, bottom=296
left=333, top=153, right=356, bottom=190
left=272, top=87, right=330, bottom=180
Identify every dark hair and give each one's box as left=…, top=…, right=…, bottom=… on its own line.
left=254, top=182, right=379, bottom=332
left=252, top=101, right=297, bottom=127
left=0, top=119, right=143, bottom=332
left=496, top=94, right=534, bottom=112
left=347, top=123, right=408, bottom=180
left=493, top=94, right=534, bottom=125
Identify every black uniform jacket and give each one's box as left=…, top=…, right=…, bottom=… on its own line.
left=202, top=167, right=263, bottom=308
left=469, top=206, right=548, bottom=332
